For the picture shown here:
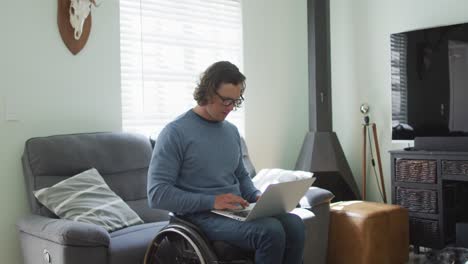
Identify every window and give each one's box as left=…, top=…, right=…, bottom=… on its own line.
left=120, top=0, right=244, bottom=138
left=391, top=33, right=408, bottom=125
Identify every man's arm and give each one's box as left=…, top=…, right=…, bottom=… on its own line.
left=147, top=125, right=216, bottom=214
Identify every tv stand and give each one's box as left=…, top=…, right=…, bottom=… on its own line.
left=390, top=149, right=468, bottom=250
left=415, top=137, right=468, bottom=152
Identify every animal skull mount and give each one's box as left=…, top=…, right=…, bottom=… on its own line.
left=57, top=0, right=101, bottom=55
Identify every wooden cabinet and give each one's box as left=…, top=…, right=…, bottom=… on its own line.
left=390, top=150, right=468, bottom=249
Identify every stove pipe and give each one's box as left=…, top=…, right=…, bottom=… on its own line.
left=295, top=0, right=361, bottom=201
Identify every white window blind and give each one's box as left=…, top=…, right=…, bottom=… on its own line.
left=120, top=0, right=244, bottom=139
left=391, top=33, right=408, bottom=125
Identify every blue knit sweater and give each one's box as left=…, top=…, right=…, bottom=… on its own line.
left=147, top=110, right=260, bottom=214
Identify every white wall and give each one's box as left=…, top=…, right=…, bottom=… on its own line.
left=244, top=0, right=468, bottom=202
left=0, top=1, right=121, bottom=263
left=242, top=0, right=309, bottom=170
left=330, top=0, right=468, bottom=201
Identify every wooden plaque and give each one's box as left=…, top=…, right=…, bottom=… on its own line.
left=57, top=0, right=92, bottom=55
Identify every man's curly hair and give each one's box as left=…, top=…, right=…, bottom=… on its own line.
left=193, top=61, right=246, bottom=106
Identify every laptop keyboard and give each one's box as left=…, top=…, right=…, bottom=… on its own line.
left=232, top=210, right=250, bottom=217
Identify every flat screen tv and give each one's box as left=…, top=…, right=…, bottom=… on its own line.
left=391, top=22, right=468, bottom=141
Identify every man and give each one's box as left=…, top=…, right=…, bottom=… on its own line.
left=147, top=61, right=305, bottom=264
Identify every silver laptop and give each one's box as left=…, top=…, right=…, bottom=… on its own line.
left=211, top=177, right=315, bottom=221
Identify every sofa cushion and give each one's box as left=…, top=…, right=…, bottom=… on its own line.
left=252, top=168, right=314, bottom=192
left=240, top=138, right=256, bottom=178
left=23, top=132, right=153, bottom=216
left=34, top=168, right=144, bottom=232
left=25, top=133, right=152, bottom=177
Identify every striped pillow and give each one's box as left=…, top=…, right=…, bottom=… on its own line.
left=34, top=168, right=144, bottom=232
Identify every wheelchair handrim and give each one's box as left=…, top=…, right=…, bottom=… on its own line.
left=144, top=227, right=207, bottom=264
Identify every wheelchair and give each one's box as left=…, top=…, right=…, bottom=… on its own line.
left=144, top=213, right=254, bottom=264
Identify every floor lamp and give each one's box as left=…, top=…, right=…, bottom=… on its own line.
left=361, top=104, right=387, bottom=203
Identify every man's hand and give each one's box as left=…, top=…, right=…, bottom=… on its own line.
left=214, top=193, right=249, bottom=210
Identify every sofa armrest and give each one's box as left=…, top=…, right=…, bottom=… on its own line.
left=17, top=214, right=110, bottom=247
left=299, top=187, right=334, bottom=209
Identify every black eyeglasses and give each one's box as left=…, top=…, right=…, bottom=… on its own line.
left=214, top=91, right=244, bottom=108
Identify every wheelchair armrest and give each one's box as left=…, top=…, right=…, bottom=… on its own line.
left=169, top=213, right=196, bottom=228
left=17, top=214, right=110, bottom=247
left=299, top=187, right=334, bottom=209
left=169, top=213, right=211, bottom=240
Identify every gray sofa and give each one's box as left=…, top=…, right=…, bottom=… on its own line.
left=16, top=132, right=333, bottom=264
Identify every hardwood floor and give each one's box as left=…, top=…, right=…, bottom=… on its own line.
left=406, top=246, right=468, bottom=264
left=406, top=246, right=432, bottom=264
left=408, top=252, right=427, bottom=264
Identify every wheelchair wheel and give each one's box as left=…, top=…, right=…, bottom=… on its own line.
left=144, top=227, right=213, bottom=264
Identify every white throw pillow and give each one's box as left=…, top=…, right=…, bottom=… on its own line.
left=34, top=168, right=144, bottom=232
left=252, top=168, right=314, bottom=192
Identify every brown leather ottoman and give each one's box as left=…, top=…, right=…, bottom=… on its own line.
left=327, top=201, right=409, bottom=264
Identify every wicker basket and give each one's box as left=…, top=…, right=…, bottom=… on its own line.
left=442, top=160, right=468, bottom=176
left=409, top=218, right=440, bottom=248
left=395, top=159, right=437, bottom=183
left=395, top=187, right=437, bottom=214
